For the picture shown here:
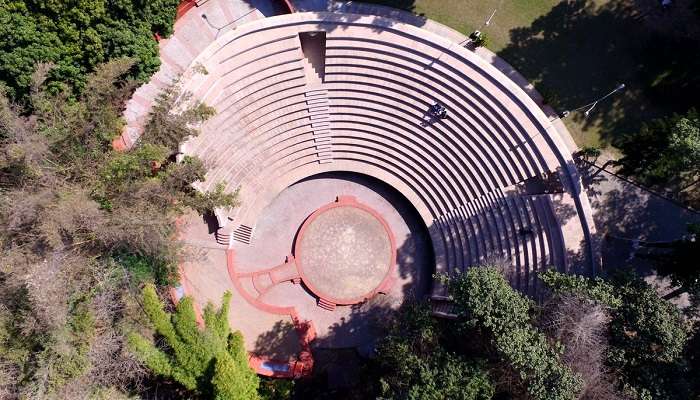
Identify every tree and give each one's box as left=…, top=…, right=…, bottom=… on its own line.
left=0, top=0, right=180, bottom=102
left=539, top=294, right=629, bottom=400
left=606, top=277, right=691, bottom=400
left=445, top=267, right=582, bottom=400
left=128, top=285, right=260, bottom=399
left=0, top=62, right=236, bottom=397
left=539, top=270, right=622, bottom=308
left=642, top=224, right=700, bottom=308
left=374, top=302, right=494, bottom=400
left=616, top=109, right=700, bottom=206
left=542, top=271, right=694, bottom=400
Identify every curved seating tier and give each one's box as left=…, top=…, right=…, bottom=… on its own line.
left=173, top=12, right=594, bottom=297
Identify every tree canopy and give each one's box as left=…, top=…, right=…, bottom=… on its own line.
left=616, top=109, right=700, bottom=206
left=446, top=267, right=582, bottom=400
left=543, top=270, right=694, bottom=400
left=374, top=302, right=494, bottom=400
left=128, top=285, right=260, bottom=399
left=0, top=60, right=236, bottom=398
left=0, top=0, right=180, bottom=102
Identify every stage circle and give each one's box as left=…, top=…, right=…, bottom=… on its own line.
left=295, top=199, right=395, bottom=305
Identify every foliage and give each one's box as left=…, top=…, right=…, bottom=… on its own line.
left=539, top=294, right=628, bottom=400
left=641, top=224, right=700, bottom=309
left=537, top=84, right=561, bottom=107
left=446, top=267, right=582, bottom=400
left=258, top=378, right=294, bottom=400
left=374, top=302, right=494, bottom=400
left=113, top=252, right=173, bottom=286
left=0, top=61, right=234, bottom=397
left=577, top=146, right=601, bottom=163
left=606, top=277, right=691, bottom=400
left=616, top=109, right=700, bottom=204
left=141, top=85, right=216, bottom=151
left=540, top=270, right=622, bottom=308
left=542, top=271, right=694, bottom=400
left=0, top=0, right=180, bottom=102
left=128, top=285, right=260, bottom=399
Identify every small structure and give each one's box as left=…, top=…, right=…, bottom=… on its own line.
left=430, top=103, right=448, bottom=119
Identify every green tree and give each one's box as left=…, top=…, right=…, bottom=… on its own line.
left=606, top=277, right=691, bottom=400
left=633, top=224, right=700, bottom=309
left=539, top=269, right=622, bottom=308
left=374, top=302, right=494, bottom=400
left=128, top=284, right=260, bottom=399
left=616, top=109, right=700, bottom=205
left=446, top=267, right=582, bottom=400
left=0, top=62, right=237, bottom=397
left=0, top=0, right=179, bottom=102
left=542, top=271, right=693, bottom=400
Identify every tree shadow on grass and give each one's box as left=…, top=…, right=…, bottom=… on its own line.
left=498, top=0, right=700, bottom=148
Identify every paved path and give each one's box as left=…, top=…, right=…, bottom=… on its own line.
left=160, top=4, right=598, bottom=377
left=116, top=0, right=288, bottom=149
left=179, top=174, right=430, bottom=364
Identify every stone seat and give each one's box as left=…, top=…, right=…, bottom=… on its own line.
left=142, top=12, right=595, bottom=298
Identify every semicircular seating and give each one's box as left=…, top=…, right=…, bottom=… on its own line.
left=168, top=11, right=595, bottom=298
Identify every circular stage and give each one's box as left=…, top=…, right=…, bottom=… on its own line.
left=295, top=197, right=396, bottom=305
left=166, top=5, right=596, bottom=378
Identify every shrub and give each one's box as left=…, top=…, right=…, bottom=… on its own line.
left=540, top=270, right=622, bottom=308
left=447, top=267, right=582, bottom=400
left=113, top=252, right=174, bottom=286
left=128, top=285, right=259, bottom=399
left=0, top=63, right=236, bottom=397
left=141, top=86, right=216, bottom=152
left=541, top=271, right=693, bottom=400
left=375, top=302, right=494, bottom=400
left=0, top=0, right=180, bottom=102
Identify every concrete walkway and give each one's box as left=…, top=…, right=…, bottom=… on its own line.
left=116, top=0, right=288, bottom=149
left=177, top=174, right=430, bottom=375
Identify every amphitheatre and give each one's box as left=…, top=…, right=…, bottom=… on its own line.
left=116, top=0, right=598, bottom=378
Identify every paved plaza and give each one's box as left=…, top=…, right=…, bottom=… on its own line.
left=126, top=0, right=598, bottom=377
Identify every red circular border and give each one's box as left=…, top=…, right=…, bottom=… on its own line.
left=293, top=196, right=397, bottom=305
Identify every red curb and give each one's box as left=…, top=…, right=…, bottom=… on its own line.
left=226, top=249, right=315, bottom=378
left=293, top=196, right=397, bottom=306
left=176, top=0, right=197, bottom=20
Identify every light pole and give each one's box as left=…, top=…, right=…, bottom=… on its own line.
left=201, top=8, right=256, bottom=35
left=484, top=0, right=503, bottom=26
left=559, top=83, right=625, bottom=118
left=485, top=8, right=497, bottom=26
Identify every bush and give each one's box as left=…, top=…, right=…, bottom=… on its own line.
left=540, top=270, right=622, bottom=308
left=374, top=302, right=494, bottom=400
left=128, top=285, right=260, bottom=399
left=0, top=62, right=236, bottom=397
left=141, top=86, right=216, bottom=152
left=113, top=252, right=174, bottom=286
left=447, top=267, right=582, bottom=400
left=542, top=271, right=694, bottom=400
left=0, top=0, right=180, bottom=102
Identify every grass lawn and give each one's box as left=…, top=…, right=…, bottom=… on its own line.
left=364, top=0, right=700, bottom=157
left=410, top=0, right=562, bottom=53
